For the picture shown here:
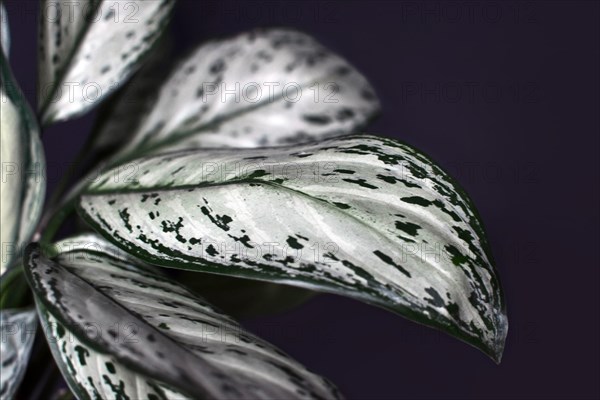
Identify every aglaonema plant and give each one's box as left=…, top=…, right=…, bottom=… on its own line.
left=0, top=1, right=508, bottom=399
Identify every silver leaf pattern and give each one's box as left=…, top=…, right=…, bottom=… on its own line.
left=0, top=309, right=37, bottom=399
left=38, top=0, right=175, bottom=124
left=109, top=28, right=380, bottom=162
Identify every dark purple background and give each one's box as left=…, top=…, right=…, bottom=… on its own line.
left=4, top=1, right=599, bottom=399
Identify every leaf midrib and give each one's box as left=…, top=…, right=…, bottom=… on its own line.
left=83, top=178, right=430, bottom=292
left=84, top=170, right=483, bottom=284
left=112, top=72, right=342, bottom=165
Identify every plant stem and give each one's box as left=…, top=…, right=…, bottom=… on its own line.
left=38, top=199, right=77, bottom=246
left=45, top=132, right=96, bottom=213
left=34, top=125, right=102, bottom=244
left=0, top=265, right=30, bottom=309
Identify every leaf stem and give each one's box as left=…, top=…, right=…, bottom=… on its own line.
left=38, top=198, right=77, bottom=246
left=34, top=122, right=101, bottom=244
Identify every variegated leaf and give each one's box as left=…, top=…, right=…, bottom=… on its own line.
left=0, top=309, right=37, bottom=399
left=1, top=2, right=9, bottom=58
left=24, top=240, right=341, bottom=399
left=90, top=34, right=172, bottom=154
left=38, top=0, right=175, bottom=125
left=79, top=134, right=507, bottom=361
left=109, top=28, right=379, bottom=162
left=1, top=51, right=46, bottom=275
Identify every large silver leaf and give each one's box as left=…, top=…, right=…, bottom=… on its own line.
left=1, top=52, right=46, bottom=275
left=38, top=0, right=175, bottom=125
left=110, top=28, right=379, bottom=161
left=24, top=239, right=341, bottom=399
left=79, top=134, right=507, bottom=361
left=0, top=309, right=37, bottom=399
left=1, top=2, right=9, bottom=58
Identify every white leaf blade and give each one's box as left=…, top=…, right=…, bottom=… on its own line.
left=0, top=309, right=37, bottom=399
left=38, top=0, right=175, bottom=125
left=1, top=2, right=9, bottom=58
left=1, top=52, right=46, bottom=275
left=111, top=28, right=379, bottom=161
left=80, top=135, right=507, bottom=361
left=24, top=239, right=341, bottom=399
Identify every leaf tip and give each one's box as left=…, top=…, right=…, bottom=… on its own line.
left=23, top=242, right=40, bottom=263
left=488, top=310, right=508, bottom=364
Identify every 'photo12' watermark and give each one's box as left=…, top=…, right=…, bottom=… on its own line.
left=2, top=80, right=341, bottom=106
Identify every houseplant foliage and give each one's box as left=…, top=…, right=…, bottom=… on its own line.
left=0, top=1, right=508, bottom=399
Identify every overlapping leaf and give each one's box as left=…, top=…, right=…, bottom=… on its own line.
left=90, top=34, right=172, bottom=154
left=0, top=309, right=37, bottom=399
left=24, top=237, right=341, bottom=399
left=108, top=28, right=379, bottom=162
left=1, top=51, right=46, bottom=275
left=78, top=134, right=507, bottom=361
left=37, top=0, right=175, bottom=125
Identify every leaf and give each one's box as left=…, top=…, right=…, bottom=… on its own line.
left=89, top=33, right=173, bottom=155
left=24, top=239, right=341, bottom=399
left=1, top=51, right=46, bottom=275
left=37, top=0, right=175, bottom=125
left=52, top=232, right=138, bottom=263
left=1, top=2, right=9, bottom=58
left=109, top=28, right=379, bottom=162
left=79, top=134, right=507, bottom=362
left=0, top=308, right=37, bottom=399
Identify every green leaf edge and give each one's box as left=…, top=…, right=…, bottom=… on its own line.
left=1, top=49, right=46, bottom=273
